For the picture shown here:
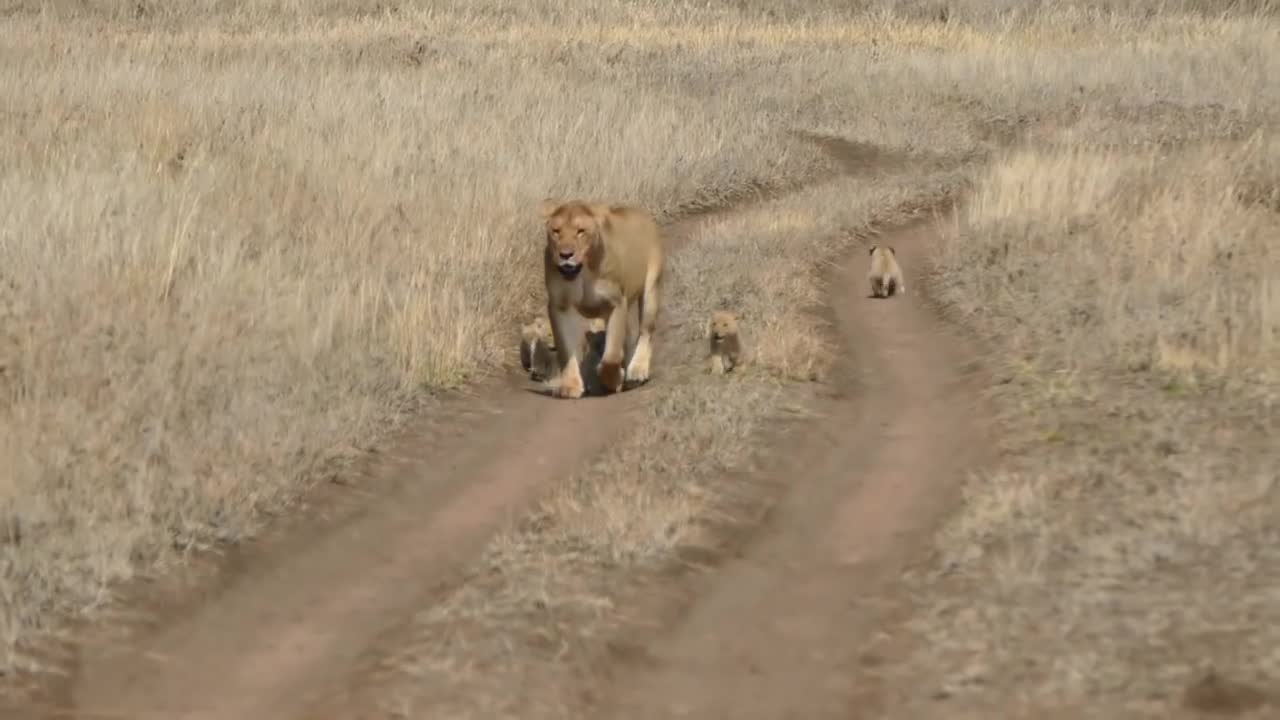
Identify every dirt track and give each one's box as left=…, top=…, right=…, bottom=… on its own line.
left=61, top=383, right=643, bottom=720
left=6, top=141, right=993, bottom=720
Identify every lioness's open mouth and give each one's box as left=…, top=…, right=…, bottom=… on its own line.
left=557, top=262, right=583, bottom=280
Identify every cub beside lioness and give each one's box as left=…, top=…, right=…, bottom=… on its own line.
left=706, top=310, right=742, bottom=375
left=519, top=316, right=556, bottom=381
left=539, top=199, right=666, bottom=399
left=519, top=315, right=606, bottom=383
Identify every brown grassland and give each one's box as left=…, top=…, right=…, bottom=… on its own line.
left=2, top=0, right=1279, bottom=716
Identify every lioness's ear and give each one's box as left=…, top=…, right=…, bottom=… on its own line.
left=537, top=198, right=559, bottom=219
left=888, top=246, right=896, bottom=255
left=868, top=245, right=877, bottom=255
left=585, top=203, right=613, bottom=233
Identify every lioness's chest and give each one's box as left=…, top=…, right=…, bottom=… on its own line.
left=552, top=274, right=617, bottom=315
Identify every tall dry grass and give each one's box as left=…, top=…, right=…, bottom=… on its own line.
left=0, top=8, right=833, bottom=672
left=944, top=136, right=1280, bottom=381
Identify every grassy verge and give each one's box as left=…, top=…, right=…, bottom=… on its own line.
left=897, top=141, right=1280, bottom=717
left=897, top=52, right=1280, bottom=720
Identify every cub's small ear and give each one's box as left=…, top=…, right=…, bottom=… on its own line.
left=537, top=198, right=559, bottom=219
left=888, top=246, right=896, bottom=255
left=868, top=245, right=877, bottom=255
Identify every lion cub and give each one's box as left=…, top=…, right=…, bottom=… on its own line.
left=519, top=316, right=556, bottom=381
left=867, top=245, right=906, bottom=298
left=706, top=310, right=742, bottom=375
left=521, top=316, right=607, bottom=383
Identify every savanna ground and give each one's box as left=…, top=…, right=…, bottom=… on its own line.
left=2, top=0, right=1279, bottom=717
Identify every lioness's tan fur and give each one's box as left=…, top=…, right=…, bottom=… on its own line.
left=867, top=244, right=906, bottom=298
left=539, top=199, right=665, bottom=398
left=706, top=310, right=742, bottom=375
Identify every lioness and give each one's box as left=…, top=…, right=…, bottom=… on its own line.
left=539, top=199, right=665, bottom=399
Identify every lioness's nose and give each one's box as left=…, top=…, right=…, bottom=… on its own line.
left=558, top=250, right=575, bottom=260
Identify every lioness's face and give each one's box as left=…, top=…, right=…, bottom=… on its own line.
left=709, top=312, right=738, bottom=339
left=541, top=202, right=598, bottom=281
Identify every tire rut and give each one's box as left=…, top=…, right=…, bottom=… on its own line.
left=59, top=375, right=642, bottom=720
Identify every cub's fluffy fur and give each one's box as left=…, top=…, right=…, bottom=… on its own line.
left=867, top=245, right=905, bottom=298
left=519, top=316, right=556, bottom=381
left=520, top=316, right=607, bottom=383
left=706, top=310, right=742, bottom=375
left=539, top=199, right=666, bottom=398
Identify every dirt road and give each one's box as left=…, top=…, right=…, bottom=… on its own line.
left=5, top=141, right=993, bottom=720
left=5, top=178, right=822, bottom=720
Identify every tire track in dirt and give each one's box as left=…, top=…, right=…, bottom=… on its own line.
left=60, top=379, right=644, bottom=720
left=600, top=211, right=996, bottom=719
left=3, top=167, right=860, bottom=720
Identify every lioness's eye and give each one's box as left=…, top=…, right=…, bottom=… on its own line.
left=576, top=229, right=584, bottom=237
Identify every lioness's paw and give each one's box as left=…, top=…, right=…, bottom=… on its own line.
left=598, top=361, right=624, bottom=394
left=625, top=355, right=651, bottom=385
left=553, top=373, right=585, bottom=399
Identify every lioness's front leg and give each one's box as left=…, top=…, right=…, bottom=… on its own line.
left=625, top=272, right=661, bottom=385
left=623, top=300, right=641, bottom=370
left=597, top=299, right=628, bottom=394
left=548, top=304, right=585, bottom=399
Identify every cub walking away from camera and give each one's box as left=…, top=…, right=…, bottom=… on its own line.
left=867, top=245, right=905, bottom=298
left=519, top=316, right=556, bottom=381
left=706, top=310, right=742, bottom=375
left=539, top=198, right=666, bottom=399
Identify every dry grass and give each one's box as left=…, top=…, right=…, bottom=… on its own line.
left=0, top=3, right=835, bottom=673
left=350, top=3, right=1279, bottom=717
left=3, top=0, right=1279, bottom=714
left=899, top=43, right=1280, bottom=720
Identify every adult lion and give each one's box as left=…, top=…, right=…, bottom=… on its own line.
left=538, top=199, right=666, bottom=399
